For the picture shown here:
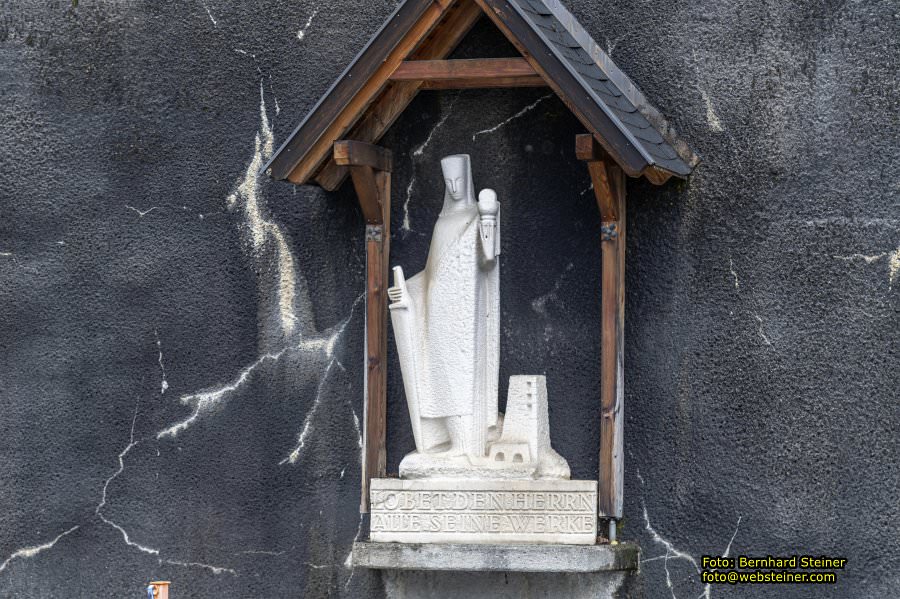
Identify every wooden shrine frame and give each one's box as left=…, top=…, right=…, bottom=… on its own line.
left=337, top=131, right=627, bottom=533
left=264, top=0, right=698, bottom=543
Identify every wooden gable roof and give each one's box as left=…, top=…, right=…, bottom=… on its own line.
left=263, top=0, right=698, bottom=189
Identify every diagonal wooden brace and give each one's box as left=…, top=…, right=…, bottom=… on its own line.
left=335, top=141, right=393, bottom=514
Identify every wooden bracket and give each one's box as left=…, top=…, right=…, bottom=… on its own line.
left=336, top=140, right=391, bottom=514
left=334, top=140, right=393, bottom=173
left=577, top=133, right=625, bottom=523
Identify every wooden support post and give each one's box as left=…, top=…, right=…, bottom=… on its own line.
left=335, top=140, right=393, bottom=514
left=577, top=134, right=626, bottom=529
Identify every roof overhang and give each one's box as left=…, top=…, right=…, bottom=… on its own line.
left=263, top=0, right=698, bottom=189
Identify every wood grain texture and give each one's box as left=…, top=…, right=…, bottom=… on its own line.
left=643, top=165, right=673, bottom=185
left=611, top=165, right=625, bottom=520
left=334, top=140, right=394, bottom=173
left=581, top=146, right=626, bottom=521
left=340, top=142, right=391, bottom=514
left=269, top=0, right=436, bottom=181
left=390, top=57, right=540, bottom=82
left=283, top=0, right=449, bottom=184
left=349, top=166, right=383, bottom=224
left=417, top=76, right=546, bottom=89
left=314, top=0, right=483, bottom=191
left=362, top=174, right=391, bottom=513
left=575, top=133, right=608, bottom=162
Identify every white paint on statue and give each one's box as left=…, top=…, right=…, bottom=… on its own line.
left=487, top=376, right=570, bottom=479
left=389, top=155, right=500, bottom=462
left=387, top=155, right=575, bottom=482
left=378, top=155, right=596, bottom=544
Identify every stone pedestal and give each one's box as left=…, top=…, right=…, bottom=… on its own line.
left=380, top=570, right=640, bottom=599
left=370, top=479, right=598, bottom=544
left=353, top=542, right=642, bottom=599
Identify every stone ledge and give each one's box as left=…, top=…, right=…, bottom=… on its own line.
left=352, top=541, right=639, bottom=573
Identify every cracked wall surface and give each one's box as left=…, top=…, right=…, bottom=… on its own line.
left=0, top=0, right=898, bottom=598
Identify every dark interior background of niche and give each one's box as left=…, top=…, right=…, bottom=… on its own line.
left=383, top=18, right=606, bottom=480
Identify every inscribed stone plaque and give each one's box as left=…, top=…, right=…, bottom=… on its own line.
left=370, top=479, right=598, bottom=544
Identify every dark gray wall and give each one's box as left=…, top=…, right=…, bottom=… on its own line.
left=0, top=1, right=897, bottom=597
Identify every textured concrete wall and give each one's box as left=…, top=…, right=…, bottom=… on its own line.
left=0, top=1, right=897, bottom=598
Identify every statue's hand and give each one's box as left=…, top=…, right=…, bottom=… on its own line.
left=477, top=189, right=499, bottom=217
left=477, top=189, right=499, bottom=262
left=388, top=266, right=409, bottom=308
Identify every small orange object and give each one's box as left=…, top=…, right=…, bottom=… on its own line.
left=149, top=581, right=170, bottom=599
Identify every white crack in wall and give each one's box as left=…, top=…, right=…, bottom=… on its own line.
left=637, top=468, right=742, bottom=599
left=727, top=255, right=775, bottom=348
left=297, top=8, right=319, bottom=42
left=200, top=1, right=217, bottom=27
left=125, top=205, right=159, bottom=217
left=96, top=369, right=237, bottom=574
left=890, top=246, right=900, bottom=290
left=642, top=505, right=742, bottom=599
left=158, top=80, right=364, bottom=484
left=401, top=93, right=460, bottom=234
left=700, top=89, right=724, bottom=133
left=226, top=81, right=304, bottom=341
left=472, top=94, right=553, bottom=142
left=155, top=329, right=169, bottom=395
left=832, top=245, right=900, bottom=290
left=0, top=527, right=80, bottom=575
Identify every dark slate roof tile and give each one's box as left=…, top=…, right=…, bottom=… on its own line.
left=553, top=29, right=582, bottom=48
left=529, top=13, right=558, bottom=29
left=588, top=82, right=634, bottom=113
left=535, top=24, right=566, bottom=46
left=645, top=142, right=679, bottom=161
left=594, top=78, right=622, bottom=97
left=520, top=0, right=553, bottom=15
left=615, top=109, right=652, bottom=129
left=630, top=125, right=665, bottom=144
left=557, top=46, right=584, bottom=63
left=511, top=0, right=692, bottom=175
left=587, top=78, right=615, bottom=97
left=569, top=47, right=597, bottom=65
left=572, top=61, right=607, bottom=81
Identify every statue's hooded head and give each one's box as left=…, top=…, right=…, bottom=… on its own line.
left=440, top=154, right=475, bottom=213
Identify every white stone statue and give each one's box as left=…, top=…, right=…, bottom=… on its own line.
left=389, top=155, right=569, bottom=480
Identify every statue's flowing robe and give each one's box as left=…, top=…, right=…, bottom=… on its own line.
left=402, top=199, right=500, bottom=455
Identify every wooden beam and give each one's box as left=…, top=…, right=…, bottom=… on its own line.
left=349, top=166, right=383, bottom=224
left=587, top=161, right=617, bottom=222
left=390, top=58, right=544, bottom=89
left=643, top=166, right=673, bottom=186
left=578, top=130, right=673, bottom=186
left=575, top=133, right=608, bottom=162
left=334, top=140, right=394, bottom=173
left=337, top=142, right=391, bottom=513
left=579, top=136, right=625, bottom=525
left=285, top=0, right=451, bottom=185
left=313, top=0, right=483, bottom=191
left=418, top=76, right=546, bottom=89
